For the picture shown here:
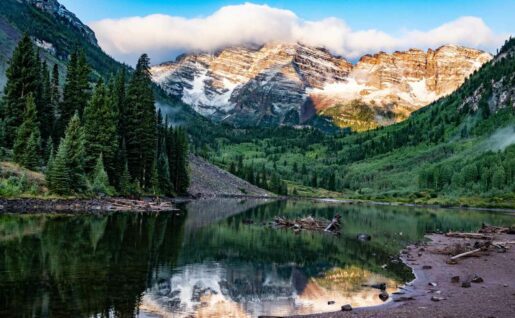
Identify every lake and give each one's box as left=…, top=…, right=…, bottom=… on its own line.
left=0, top=199, right=513, bottom=318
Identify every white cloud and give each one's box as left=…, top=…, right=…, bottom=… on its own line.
left=90, top=2, right=507, bottom=65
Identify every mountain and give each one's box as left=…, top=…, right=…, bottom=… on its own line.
left=0, top=0, right=123, bottom=86
left=151, top=42, right=491, bottom=129
left=201, top=38, right=515, bottom=207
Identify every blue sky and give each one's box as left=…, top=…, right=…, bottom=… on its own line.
left=61, top=0, right=514, bottom=35
left=60, top=0, right=514, bottom=65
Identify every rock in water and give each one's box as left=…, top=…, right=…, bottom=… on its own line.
left=451, top=276, right=460, bottom=283
left=471, top=275, right=484, bottom=283
left=357, top=233, right=372, bottom=241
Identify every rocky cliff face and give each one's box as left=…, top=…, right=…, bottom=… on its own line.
left=151, top=43, right=492, bottom=129
left=25, top=0, right=98, bottom=46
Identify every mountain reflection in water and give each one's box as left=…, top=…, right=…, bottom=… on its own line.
left=141, top=262, right=399, bottom=318
left=0, top=199, right=513, bottom=318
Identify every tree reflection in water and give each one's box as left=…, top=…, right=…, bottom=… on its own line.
left=1, top=199, right=513, bottom=317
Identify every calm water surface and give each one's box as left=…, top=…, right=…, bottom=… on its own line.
left=0, top=199, right=513, bottom=318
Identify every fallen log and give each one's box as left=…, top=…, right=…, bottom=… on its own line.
left=450, top=248, right=483, bottom=260
left=324, top=214, right=341, bottom=232
left=445, top=232, right=493, bottom=240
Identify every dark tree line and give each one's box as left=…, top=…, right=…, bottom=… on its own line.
left=0, top=34, right=189, bottom=196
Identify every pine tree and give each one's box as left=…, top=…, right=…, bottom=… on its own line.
left=2, top=34, right=40, bottom=147
left=24, top=133, right=41, bottom=170
left=61, top=113, right=87, bottom=193
left=150, top=157, right=159, bottom=195
left=50, top=64, right=60, bottom=141
left=91, top=154, right=111, bottom=196
left=112, top=69, right=127, bottom=137
left=46, top=145, right=55, bottom=189
left=119, top=161, right=132, bottom=197
left=157, top=144, right=172, bottom=195
left=111, top=69, right=127, bottom=184
left=83, top=79, right=118, bottom=178
left=47, top=139, right=71, bottom=195
left=44, top=137, right=54, bottom=163
left=13, top=95, right=41, bottom=169
left=39, top=61, right=54, bottom=142
left=125, top=54, right=156, bottom=189
left=167, top=127, right=190, bottom=194
left=58, top=50, right=90, bottom=139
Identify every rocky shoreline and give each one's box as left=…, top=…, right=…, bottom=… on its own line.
left=288, top=232, right=515, bottom=318
left=0, top=197, right=179, bottom=214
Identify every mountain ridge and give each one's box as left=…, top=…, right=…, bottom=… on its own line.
left=152, top=42, right=491, bottom=130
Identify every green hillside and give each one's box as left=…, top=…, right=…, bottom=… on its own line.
left=201, top=38, right=515, bottom=207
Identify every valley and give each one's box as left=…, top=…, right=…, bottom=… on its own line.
left=0, top=1, right=514, bottom=317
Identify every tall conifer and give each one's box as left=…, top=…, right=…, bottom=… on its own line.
left=125, top=54, right=156, bottom=189
left=60, top=113, right=87, bottom=193
left=2, top=34, right=40, bottom=147
left=13, top=95, right=41, bottom=169
left=59, top=50, right=90, bottom=138
left=83, top=80, right=118, bottom=178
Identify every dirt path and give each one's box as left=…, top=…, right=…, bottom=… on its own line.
left=289, top=233, right=515, bottom=318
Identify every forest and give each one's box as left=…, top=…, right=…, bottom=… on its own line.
left=0, top=34, right=189, bottom=197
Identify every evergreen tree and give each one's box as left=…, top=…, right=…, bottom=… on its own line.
left=91, top=154, right=111, bottom=196
left=167, top=127, right=190, bottom=194
left=150, top=157, right=159, bottom=195
left=83, top=79, right=118, bottom=179
left=39, top=61, right=54, bottom=142
left=24, top=133, right=41, bottom=170
left=58, top=50, right=90, bottom=138
left=157, top=145, right=172, bottom=195
left=51, top=64, right=60, bottom=104
left=119, top=162, right=132, bottom=196
left=57, top=113, right=87, bottom=194
left=112, top=69, right=127, bottom=137
left=110, top=70, right=126, bottom=185
left=47, top=139, right=70, bottom=195
left=50, top=64, right=60, bottom=141
left=46, top=145, right=55, bottom=189
left=125, top=54, right=156, bottom=189
left=2, top=34, right=40, bottom=147
left=13, top=95, right=41, bottom=169
left=44, top=137, right=54, bottom=163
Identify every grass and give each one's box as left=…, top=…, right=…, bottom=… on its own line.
left=0, top=161, right=48, bottom=197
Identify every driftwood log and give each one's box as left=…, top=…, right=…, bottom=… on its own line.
left=106, top=198, right=177, bottom=212
left=450, top=248, right=483, bottom=260
left=445, top=232, right=493, bottom=240
left=273, top=215, right=341, bottom=234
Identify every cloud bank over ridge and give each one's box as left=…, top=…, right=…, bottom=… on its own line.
left=90, top=2, right=507, bottom=65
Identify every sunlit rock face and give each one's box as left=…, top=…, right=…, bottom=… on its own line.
left=139, top=262, right=400, bottom=318
left=151, top=43, right=491, bottom=129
